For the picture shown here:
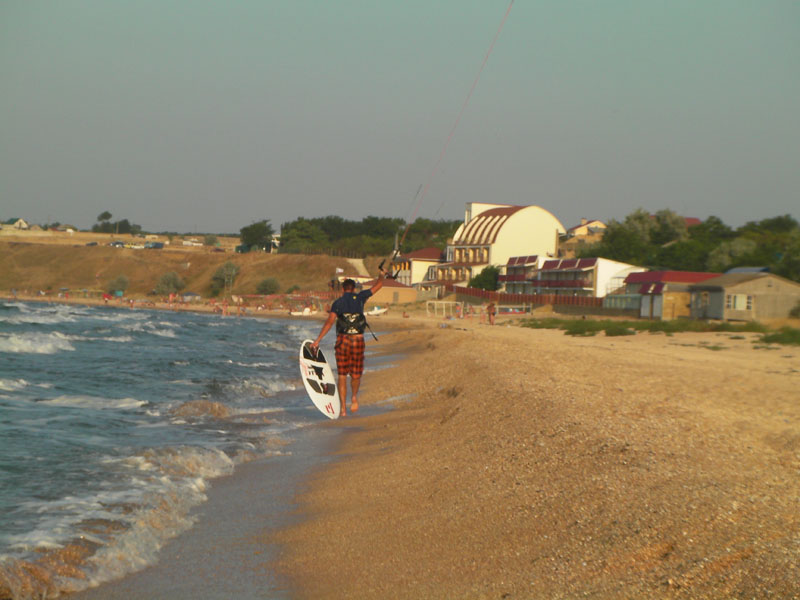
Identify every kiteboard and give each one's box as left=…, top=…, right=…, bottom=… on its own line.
left=299, top=340, right=339, bottom=419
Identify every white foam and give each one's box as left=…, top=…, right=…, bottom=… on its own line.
left=257, top=340, right=288, bottom=351
left=0, top=304, right=84, bottom=325
left=0, top=332, right=75, bottom=354
left=122, top=322, right=177, bottom=338
left=39, top=395, right=146, bottom=410
left=0, top=378, right=29, bottom=391
left=3, top=446, right=236, bottom=595
left=104, top=335, right=135, bottom=343
left=224, top=359, right=276, bottom=368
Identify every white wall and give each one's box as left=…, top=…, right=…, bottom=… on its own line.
left=595, top=260, right=647, bottom=298
left=489, top=205, right=565, bottom=268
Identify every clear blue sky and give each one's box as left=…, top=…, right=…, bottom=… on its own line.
left=1, top=1, right=798, bottom=233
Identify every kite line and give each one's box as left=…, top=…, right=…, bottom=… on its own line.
left=395, top=0, right=515, bottom=256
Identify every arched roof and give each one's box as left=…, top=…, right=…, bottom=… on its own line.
left=453, top=206, right=525, bottom=245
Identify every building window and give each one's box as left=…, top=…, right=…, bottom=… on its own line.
left=727, top=293, right=750, bottom=310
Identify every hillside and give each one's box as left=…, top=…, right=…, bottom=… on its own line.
left=0, top=241, right=361, bottom=297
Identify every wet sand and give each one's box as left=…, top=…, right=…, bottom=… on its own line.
left=275, top=319, right=800, bottom=598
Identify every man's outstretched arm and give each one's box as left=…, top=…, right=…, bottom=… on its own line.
left=369, top=267, right=386, bottom=296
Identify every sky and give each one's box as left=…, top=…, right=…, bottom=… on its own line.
left=1, top=1, right=798, bottom=234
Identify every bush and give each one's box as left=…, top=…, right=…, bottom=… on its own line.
left=107, top=275, right=129, bottom=294
left=562, top=321, right=604, bottom=336
left=210, top=261, right=240, bottom=297
left=467, top=265, right=499, bottom=291
left=285, top=285, right=300, bottom=294
left=790, top=301, right=800, bottom=319
left=604, top=324, right=636, bottom=337
left=204, top=234, right=218, bottom=246
left=256, top=277, right=280, bottom=295
left=154, top=271, right=185, bottom=295
left=760, top=327, right=800, bottom=346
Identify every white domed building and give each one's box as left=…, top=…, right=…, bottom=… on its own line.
left=426, top=202, right=566, bottom=291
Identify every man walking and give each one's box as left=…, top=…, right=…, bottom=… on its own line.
left=310, top=268, right=385, bottom=416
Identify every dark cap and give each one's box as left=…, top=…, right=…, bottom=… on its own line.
left=342, top=278, right=356, bottom=289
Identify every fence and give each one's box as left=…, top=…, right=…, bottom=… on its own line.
left=445, top=285, right=604, bottom=308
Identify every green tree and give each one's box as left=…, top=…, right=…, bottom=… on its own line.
left=256, top=277, right=280, bottom=295
left=240, top=220, right=274, bottom=250
left=688, top=216, right=734, bottom=246
left=707, top=238, right=758, bottom=272
left=279, top=218, right=329, bottom=253
left=468, top=265, right=499, bottom=291
left=653, top=240, right=710, bottom=271
left=651, top=209, right=689, bottom=245
left=154, top=272, right=185, bottom=295
left=210, top=262, right=240, bottom=296
left=773, top=231, right=800, bottom=282
left=107, top=275, right=129, bottom=294
left=97, top=211, right=112, bottom=223
left=204, top=234, right=218, bottom=246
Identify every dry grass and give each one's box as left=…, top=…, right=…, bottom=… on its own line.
left=0, top=240, right=359, bottom=295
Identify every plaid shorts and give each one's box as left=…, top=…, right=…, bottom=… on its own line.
left=334, top=333, right=365, bottom=377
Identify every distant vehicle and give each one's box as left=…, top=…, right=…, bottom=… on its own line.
left=108, top=241, right=124, bottom=248
left=85, top=241, right=98, bottom=246
left=145, top=242, right=164, bottom=249
left=212, top=247, right=225, bottom=252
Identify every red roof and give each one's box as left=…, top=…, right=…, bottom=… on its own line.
left=625, top=271, right=719, bottom=285
left=684, top=217, right=702, bottom=227
left=400, top=247, right=443, bottom=261
left=540, top=258, right=595, bottom=271
left=541, top=260, right=560, bottom=270
left=506, top=255, right=539, bottom=266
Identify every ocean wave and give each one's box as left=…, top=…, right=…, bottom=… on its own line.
left=236, top=376, right=297, bottom=397
left=257, top=340, right=288, bottom=351
left=122, top=322, right=176, bottom=338
left=0, top=332, right=75, bottom=354
left=0, top=378, right=29, bottom=392
left=0, top=303, right=92, bottom=326
left=38, top=396, right=146, bottom=411
left=224, top=359, right=276, bottom=368
left=0, top=446, right=234, bottom=600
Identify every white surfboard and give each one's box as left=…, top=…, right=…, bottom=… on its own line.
left=299, top=339, right=339, bottom=419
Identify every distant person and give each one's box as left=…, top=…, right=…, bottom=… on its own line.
left=310, top=268, right=385, bottom=416
left=487, top=302, right=496, bottom=325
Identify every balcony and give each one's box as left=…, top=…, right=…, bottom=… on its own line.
left=534, top=279, right=591, bottom=289
left=498, top=274, right=527, bottom=282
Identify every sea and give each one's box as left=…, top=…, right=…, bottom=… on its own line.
left=0, top=300, right=334, bottom=599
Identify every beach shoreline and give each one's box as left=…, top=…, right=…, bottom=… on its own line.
left=4, top=294, right=799, bottom=598
left=273, top=320, right=800, bottom=598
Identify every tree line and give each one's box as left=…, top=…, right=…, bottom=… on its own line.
left=578, top=209, right=800, bottom=282
left=238, top=216, right=461, bottom=257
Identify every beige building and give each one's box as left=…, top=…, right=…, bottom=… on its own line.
left=690, top=272, right=800, bottom=321
left=558, top=218, right=606, bottom=258
left=392, top=247, right=443, bottom=287
left=610, top=271, right=720, bottom=320
left=367, top=278, right=418, bottom=305
left=431, top=203, right=565, bottom=290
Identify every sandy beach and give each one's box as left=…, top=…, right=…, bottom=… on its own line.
left=275, top=317, right=800, bottom=598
